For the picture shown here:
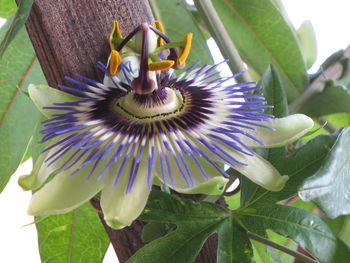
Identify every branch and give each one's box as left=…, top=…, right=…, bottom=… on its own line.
left=195, top=0, right=252, bottom=83
left=247, top=232, right=318, bottom=263
left=317, top=117, right=338, bottom=134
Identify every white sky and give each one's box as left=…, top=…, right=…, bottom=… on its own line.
left=282, top=0, right=350, bottom=72
left=1, top=1, right=350, bottom=262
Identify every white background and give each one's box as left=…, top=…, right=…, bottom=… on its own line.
left=0, top=0, right=350, bottom=262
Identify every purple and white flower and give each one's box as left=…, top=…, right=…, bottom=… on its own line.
left=20, top=22, right=313, bottom=229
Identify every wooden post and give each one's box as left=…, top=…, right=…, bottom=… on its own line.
left=24, top=0, right=217, bottom=262
left=24, top=0, right=153, bottom=88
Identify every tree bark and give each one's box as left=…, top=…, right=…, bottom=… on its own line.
left=24, top=0, right=218, bottom=262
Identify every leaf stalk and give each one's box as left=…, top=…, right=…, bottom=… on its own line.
left=247, top=232, right=318, bottom=263
left=195, top=0, right=252, bottom=83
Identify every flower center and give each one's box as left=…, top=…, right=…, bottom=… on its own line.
left=116, top=88, right=184, bottom=120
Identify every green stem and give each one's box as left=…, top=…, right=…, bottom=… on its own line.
left=247, top=232, right=318, bottom=263
left=317, top=117, right=338, bottom=133
left=148, top=0, right=161, bottom=20
left=288, top=62, right=343, bottom=114
left=154, top=41, right=183, bottom=53
left=195, top=0, right=252, bottom=83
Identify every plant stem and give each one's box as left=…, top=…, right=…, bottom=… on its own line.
left=195, top=0, right=252, bottom=83
left=247, top=232, right=318, bottom=263
left=288, top=62, right=343, bottom=114
left=317, top=117, right=338, bottom=133
left=148, top=0, right=161, bottom=20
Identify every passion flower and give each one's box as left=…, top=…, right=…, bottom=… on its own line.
left=20, top=21, right=313, bottom=229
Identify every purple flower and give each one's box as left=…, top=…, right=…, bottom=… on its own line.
left=20, top=22, right=313, bottom=229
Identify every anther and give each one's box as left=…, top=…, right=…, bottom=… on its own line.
left=109, top=50, right=122, bottom=75
left=177, top=33, right=193, bottom=68
left=109, top=21, right=123, bottom=51
left=149, top=60, right=175, bottom=71
left=153, top=20, right=166, bottom=46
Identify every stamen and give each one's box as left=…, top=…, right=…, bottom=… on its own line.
left=149, top=25, right=179, bottom=66
left=152, top=20, right=166, bottom=46
left=149, top=60, right=175, bottom=71
left=109, top=50, right=122, bottom=75
left=177, top=33, right=193, bottom=67
left=109, top=21, right=123, bottom=50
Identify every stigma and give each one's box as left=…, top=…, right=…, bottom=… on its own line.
left=107, top=21, right=193, bottom=95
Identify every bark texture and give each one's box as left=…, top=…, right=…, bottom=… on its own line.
left=24, top=0, right=217, bottom=262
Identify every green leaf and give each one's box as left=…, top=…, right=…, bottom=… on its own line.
left=0, top=0, right=34, bottom=58
left=0, top=27, right=45, bottom=192
left=328, top=215, right=350, bottom=247
left=299, top=84, right=350, bottom=117
left=142, top=222, right=174, bottom=243
left=296, top=20, right=317, bottom=69
left=258, top=65, right=288, bottom=118
left=131, top=191, right=350, bottom=263
left=211, top=0, right=308, bottom=101
left=326, top=113, right=350, bottom=128
left=238, top=204, right=350, bottom=263
left=153, top=0, right=213, bottom=67
left=0, top=0, right=17, bottom=18
left=130, top=221, right=218, bottom=263
left=217, top=217, right=254, bottom=263
left=36, top=203, right=109, bottom=263
left=224, top=192, right=240, bottom=210
left=241, top=131, right=339, bottom=207
left=266, top=230, right=296, bottom=263
left=299, top=128, right=350, bottom=218
left=128, top=190, right=253, bottom=263
left=252, top=240, right=276, bottom=263
left=290, top=198, right=316, bottom=212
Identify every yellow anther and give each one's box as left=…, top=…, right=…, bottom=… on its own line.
left=177, top=33, right=193, bottom=67
left=109, top=50, right=122, bottom=75
left=109, top=21, right=123, bottom=50
left=153, top=20, right=165, bottom=33
left=153, top=20, right=166, bottom=47
left=149, top=60, right=175, bottom=71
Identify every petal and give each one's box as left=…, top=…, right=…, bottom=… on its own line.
left=231, top=152, right=289, bottom=191
left=240, top=114, right=314, bottom=148
left=28, top=169, right=105, bottom=216
left=19, top=141, right=81, bottom=191
left=198, top=139, right=288, bottom=191
left=100, top=160, right=150, bottom=230
left=18, top=153, right=49, bottom=191
left=175, top=176, right=229, bottom=195
left=28, top=84, right=80, bottom=118
left=27, top=149, right=110, bottom=215
left=227, top=151, right=288, bottom=191
left=154, top=153, right=229, bottom=195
